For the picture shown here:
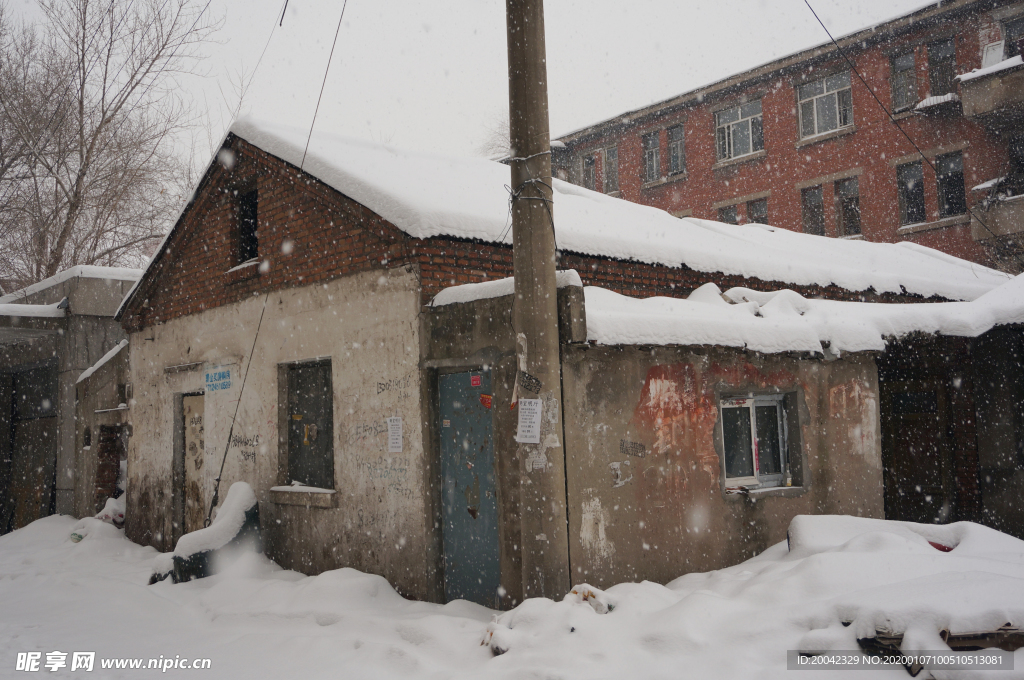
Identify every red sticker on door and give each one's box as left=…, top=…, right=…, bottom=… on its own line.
left=479, top=394, right=492, bottom=409
left=471, top=375, right=482, bottom=387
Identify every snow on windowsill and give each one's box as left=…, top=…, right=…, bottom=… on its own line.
left=794, top=124, right=856, bottom=148
left=915, top=93, right=960, bottom=110
left=957, top=55, right=1024, bottom=82
left=225, top=258, right=260, bottom=274
left=269, top=484, right=336, bottom=494
left=973, top=176, right=1006, bottom=192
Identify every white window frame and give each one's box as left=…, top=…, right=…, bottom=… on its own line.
left=720, top=394, right=788, bottom=488
left=715, top=100, right=763, bottom=161
left=798, top=71, right=853, bottom=139
left=641, top=131, right=660, bottom=183
left=667, top=125, right=685, bottom=175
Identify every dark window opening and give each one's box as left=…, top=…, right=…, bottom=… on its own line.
left=83, top=427, right=92, bottom=448
left=936, top=151, right=966, bottom=218
left=1006, top=17, right=1024, bottom=59
left=718, top=205, right=738, bottom=224
left=898, top=162, right=926, bottom=225
left=747, top=198, right=768, bottom=224
left=642, top=131, right=660, bottom=183
left=802, top=185, right=825, bottom=235
left=928, top=39, right=957, bottom=97
left=892, top=52, right=917, bottom=112
left=238, top=189, right=259, bottom=263
left=836, top=177, right=861, bottom=236
left=1010, top=136, right=1024, bottom=176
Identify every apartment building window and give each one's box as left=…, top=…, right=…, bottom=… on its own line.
left=802, top=186, right=825, bottom=236
left=718, top=205, right=738, bottom=224
left=667, top=125, right=686, bottom=175
left=604, top=147, right=619, bottom=193
left=897, top=162, right=926, bottom=225
left=582, top=154, right=597, bottom=191
left=715, top=100, right=763, bottom=161
left=1005, top=17, right=1024, bottom=58
left=835, top=177, right=861, bottom=236
left=642, top=131, right=660, bottom=183
left=936, top=152, right=966, bottom=218
left=237, top=188, right=259, bottom=262
left=928, top=39, right=957, bottom=97
left=892, top=52, right=917, bottom=112
left=720, top=394, right=787, bottom=488
left=747, top=198, right=768, bottom=224
left=798, top=71, right=853, bottom=139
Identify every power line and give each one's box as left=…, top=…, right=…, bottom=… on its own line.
left=301, top=0, right=349, bottom=171
left=801, top=0, right=1024, bottom=271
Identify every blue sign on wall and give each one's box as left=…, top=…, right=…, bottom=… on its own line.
left=205, top=366, right=232, bottom=392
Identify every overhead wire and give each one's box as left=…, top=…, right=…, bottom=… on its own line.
left=801, top=0, right=1024, bottom=271
left=300, top=0, right=349, bottom=170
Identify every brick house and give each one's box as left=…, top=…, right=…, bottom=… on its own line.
left=553, top=0, right=1024, bottom=272
left=115, top=119, right=1010, bottom=604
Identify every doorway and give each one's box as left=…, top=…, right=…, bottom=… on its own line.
left=438, top=370, right=499, bottom=606
left=182, top=394, right=206, bottom=533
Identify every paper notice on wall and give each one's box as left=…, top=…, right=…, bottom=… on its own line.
left=387, top=417, right=402, bottom=453
left=516, top=398, right=542, bottom=444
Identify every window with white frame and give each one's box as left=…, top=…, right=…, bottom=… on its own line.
left=667, top=125, right=685, bottom=175
left=604, top=147, right=619, bottom=193
left=798, top=71, right=853, bottom=139
left=715, top=100, right=763, bottom=161
left=642, top=131, right=660, bottom=183
left=720, top=394, right=787, bottom=487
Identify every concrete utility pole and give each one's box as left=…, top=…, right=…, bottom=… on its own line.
left=505, top=0, right=571, bottom=599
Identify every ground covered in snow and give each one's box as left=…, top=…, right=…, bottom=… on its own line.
left=1, top=514, right=1022, bottom=679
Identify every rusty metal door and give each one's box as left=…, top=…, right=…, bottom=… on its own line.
left=182, top=394, right=206, bottom=532
left=882, top=381, right=954, bottom=523
left=287, top=362, right=334, bottom=489
left=439, top=370, right=499, bottom=606
left=8, top=365, right=57, bottom=531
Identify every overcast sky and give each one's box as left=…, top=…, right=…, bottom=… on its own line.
left=15, top=0, right=936, bottom=158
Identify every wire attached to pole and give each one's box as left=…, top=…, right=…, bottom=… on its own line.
left=301, top=0, right=349, bottom=171
left=204, top=291, right=271, bottom=527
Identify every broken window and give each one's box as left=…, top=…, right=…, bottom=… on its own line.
left=237, top=188, right=259, bottom=262
left=642, top=131, right=660, bottom=183
left=936, top=151, right=966, bottom=218
left=667, top=125, right=685, bottom=175
left=716, top=100, right=763, bottom=161
left=835, top=176, right=861, bottom=236
left=604, top=147, right=619, bottom=193
left=720, top=395, right=787, bottom=488
left=892, top=52, right=917, bottom=112
left=897, top=161, right=926, bottom=225
left=802, top=185, right=825, bottom=235
left=798, top=71, right=852, bottom=138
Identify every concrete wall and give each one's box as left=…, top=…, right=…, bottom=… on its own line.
left=561, top=345, right=884, bottom=587
left=125, top=266, right=439, bottom=599
left=74, top=347, right=129, bottom=517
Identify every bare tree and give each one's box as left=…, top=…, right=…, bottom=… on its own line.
left=477, top=112, right=510, bottom=160
left=0, top=0, right=216, bottom=291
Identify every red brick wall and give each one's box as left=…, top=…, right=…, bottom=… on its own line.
left=122, top=136, right=933, bottom=332
left=561, top=4, right=1005, bottom=267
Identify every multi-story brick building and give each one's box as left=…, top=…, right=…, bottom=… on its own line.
left=553, top=0, right=1024, bottom=272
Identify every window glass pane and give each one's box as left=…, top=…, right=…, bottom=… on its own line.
left=717, top=106, right=739, bottom=125
left=816, top=94, right=839, bottom=133
left=838, top=89, right=853, bottom=127
left=717, top=126, right=729, bottom=160
left=895, top=52, right=915, bottom=71
left=898, top=162, right=925, bottom=224
left=642, top=132, right=658, bottom=150
left=937, top=151, right=966, bottom=218
left=748, top=198, right=768, bottom=224
left=667, top=125, right=684, bottom=142
left=751, top=116, right=764, bottom=152
left=798, top=79, right=824, bottom=100
left=718, top=204, right=738, bottom=224
left=929, top=38, right=955, bottom=62
left=825, top=71, right=850, bottom=91
left=604, top=148, right=618, bottom=192
left=740, top=100, right=761, bottom=119
left=836, top=176, right=858, bottom=198
left=800, top=100, right=815, bottom=138
left=732, top=121, right=751, bottom=157
left=755, top=405, right=782, bottom=476
left=723, top=407, right=754, bottom=478
left=936, top=151, right=963, bottom=176
left=802, top=185, right=825, bottom=235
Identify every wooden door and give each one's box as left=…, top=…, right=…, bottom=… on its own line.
left=182, top=394, right=206, bottom=532
left=287, top=363, right=334, bottom=489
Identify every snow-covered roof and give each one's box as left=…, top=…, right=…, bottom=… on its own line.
left=430, top=270, right=582, bottom=307
left=915, top=92, right=959, bottom=110
left=957, top=55, right=1024, bottom=82
left=222, top=119, right=1006, bottom=302
left=77, top=339, right=128, bottom=384
left=0, top=301, right=66, bottom=318
left=0, top=266, right=142, bottom=304
left=584, top=273, right=1024, bottom=355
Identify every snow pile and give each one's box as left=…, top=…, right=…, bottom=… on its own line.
left=174, top=481, right=257, bottom=559
left=76, top=339, right=128, bottom=384
left=430, top=270, right=583, bottom=307
left=957, top=55, right=1024, bottom=82
left=221, top=119, right=1006, bottom=302
left=1, top=513, right=1022, bottom=678
left=583, top=274, right=1024, bottom=355
left=0, top=301, right=66, bottom=318
left=915, top=93, right=959, bottom=110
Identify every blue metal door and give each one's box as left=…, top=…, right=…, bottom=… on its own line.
left=439, top=370, right=499, bottom=606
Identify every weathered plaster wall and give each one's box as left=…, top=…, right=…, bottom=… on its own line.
left=561, top=346, right=884, bottom=587
left=74, top=348, right=129, bottom=517
left=126, top=266, right=438, bottom=599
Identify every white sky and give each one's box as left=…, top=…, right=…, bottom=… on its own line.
left=12, top=0, right=933, bottom=158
